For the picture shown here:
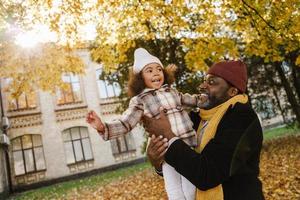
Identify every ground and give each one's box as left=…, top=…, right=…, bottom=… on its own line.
left=10, top=135, right=300, bottom=200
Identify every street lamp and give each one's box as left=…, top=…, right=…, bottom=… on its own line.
left=0, top=117, right=10, bottom=145
left=2, top=116, right=10, bottom=131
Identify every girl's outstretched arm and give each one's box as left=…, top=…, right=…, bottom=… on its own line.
left=86, top=110, right=105, bottom=134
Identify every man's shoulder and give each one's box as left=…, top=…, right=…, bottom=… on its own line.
left=213, top=103, right=263, bottom=142
left=222, top=102, right=260, bottom=127
left=228, top=102, right=256, bottom=116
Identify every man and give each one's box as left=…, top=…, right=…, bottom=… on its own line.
left=145, top=60, right=264, bottom=200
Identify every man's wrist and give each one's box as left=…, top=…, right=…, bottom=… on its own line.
left=155, top=166, right=163, bottom=176
left=165, top=130, right=176, bottom=140
left=153, top=161, right=163, bottom=176
left=168, top=137, right=179, bottom=148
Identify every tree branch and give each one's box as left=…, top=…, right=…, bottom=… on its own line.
left=241, top=0, right=277, bottom=31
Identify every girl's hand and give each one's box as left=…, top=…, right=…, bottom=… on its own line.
left=166, top=64, right=178, bottom=73
left=86, top=110, right=105, bottom=133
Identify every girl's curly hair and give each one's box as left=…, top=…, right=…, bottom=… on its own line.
left=128, top=66, right=176, bottom=97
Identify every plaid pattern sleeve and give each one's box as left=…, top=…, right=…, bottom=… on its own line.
left=102, top=96, right=144, bottom=140
left=156, top=88, right=197, bottom=147
left=179, top=92, right=202, bottom=108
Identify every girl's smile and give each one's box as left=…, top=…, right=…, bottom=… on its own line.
left=141, top=63, right=164, bottom=89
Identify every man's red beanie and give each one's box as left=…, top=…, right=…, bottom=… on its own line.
left=207, top=60, right=248, bottom=93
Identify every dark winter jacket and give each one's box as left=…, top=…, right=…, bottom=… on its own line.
left=165, top=103, right=265, bottom=200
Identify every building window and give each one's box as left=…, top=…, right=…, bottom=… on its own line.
left=3, top=79, right=37, bottom=111
left=62, top=127, right=93, bottom=165
left=110, top=134, right=136, bottom=155
left=57, top=74, right=82, bottom=105
left=7, top=92, right=37, bottom=111
left=96, top=68, right=121, bottom=99
left=11, top=135, right=46, bottom=176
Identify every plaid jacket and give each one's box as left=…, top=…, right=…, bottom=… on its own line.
left=102, top=85, right=201, bottom=146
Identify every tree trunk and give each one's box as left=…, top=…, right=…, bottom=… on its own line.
left=275, top=62, right=300, bottom=125
left=272, top=86, right=288, bottom=124
left=287, top=51, right=300, bottom=126
left=264, top=65, right=288, bottom=124
left=291, top=64, right=300, bottom=102
left=287, top=51, right=300, bottom=102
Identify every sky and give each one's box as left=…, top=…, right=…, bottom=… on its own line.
left=13, top=23, right=97, bottom=48
left=5, top=0, right=99, bottom=48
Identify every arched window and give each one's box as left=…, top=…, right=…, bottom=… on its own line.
left=11, top=134, right=46, bottom=176
left=57, top=74, right=82, bottom=105
left=62, top=127, right=93, bottom=164
left=96, top=68, right=121, bottom=99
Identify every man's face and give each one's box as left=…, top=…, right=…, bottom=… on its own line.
left=198, top=74, right=233, bottom=109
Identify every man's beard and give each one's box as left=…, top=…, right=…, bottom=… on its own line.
left=199, top=90, right=230, bottom=110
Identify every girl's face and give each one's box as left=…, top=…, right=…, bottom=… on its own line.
left=141, top=63, right=164, bottom=89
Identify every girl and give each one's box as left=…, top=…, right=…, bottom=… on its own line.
left=87, top=48, right=203, bottom=200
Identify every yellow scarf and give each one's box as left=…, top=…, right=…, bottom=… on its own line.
left=195, top=94, right=248, bottom=200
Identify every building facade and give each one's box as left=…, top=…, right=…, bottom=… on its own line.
left=1, top=50, right=146, bottom=191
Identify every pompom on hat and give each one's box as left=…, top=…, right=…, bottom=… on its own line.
left=207, top=60, right=248, bottom=93
left=133, top=48, right=163, bottom=74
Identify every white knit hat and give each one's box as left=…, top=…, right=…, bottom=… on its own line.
left=133, top=48, right=163, bottom=74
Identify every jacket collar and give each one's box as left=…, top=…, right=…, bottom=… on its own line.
left=140, top=84, right=169, bottom=94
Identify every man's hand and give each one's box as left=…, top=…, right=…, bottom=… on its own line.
left=147, top=135, right=168, bottom=170
left=143, top=108, right=176, bottom=140
left=86, top=110, right=105, bottom=133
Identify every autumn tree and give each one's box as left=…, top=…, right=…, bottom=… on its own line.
left=91, top=0, right=300, bottom=125
left=0, top=0, right=86, bottom=97
left=221, top=0, right=300, bottom=125
left=1, top=0, right=299, bottom=124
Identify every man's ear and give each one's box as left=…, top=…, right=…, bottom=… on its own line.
left=228, top=87, right=239, bottom=97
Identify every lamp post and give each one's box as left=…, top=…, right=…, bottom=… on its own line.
left=0, top=81, right=12, bottom=193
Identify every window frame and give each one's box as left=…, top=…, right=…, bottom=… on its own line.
left=62, top=127, right=94, bottom=165
left=110, top=134, right=136, bottom=156
left=11, top=134, right=46, bottom=177
left=8, top=92, right=37, bottom=111
left=1, top=78, right=38, bottom=112
left=96, top=68, right=121, bottom=99
left=57, top=74, right=83, bottom=105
